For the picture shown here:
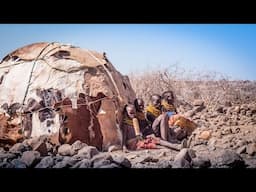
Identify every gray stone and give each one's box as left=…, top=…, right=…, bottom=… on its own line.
left=24, top=136, right=46, bottom=147
left=20, top=151, right=41, bottom=167
left=243, top=158, right=256, bottom=168
left=236, top=146, right=246, bottom=154
left=172, top=148, right=196, bottom=168
left=72, top=159, right=91, bottom=168
left=231, top=127, right=241, bottom=134
left=91, top=153, right=113, bottom=163
left=221, top=128, right=232, bottom=135
left=71, top=140, right=88, bottom=152
left=194, top=105, right=205, bottom=113
left=241, top=104, right=249, bottom=111
left=156, top=160, right=172, bottom=168
left=234, top=106, right=240, bottom=113
left=11, top=159, right=27, bottom=168
left=53, top=161, right=70, bottom=168
left=188, top=149, right=196, bottom=158
left=98, top=163, right=121, bottom=168
left=211, top=150, right=245, bottom=168
left=222, top=116, right=230, bottom=122
left=126, top=153, right=138, bottom=160
left=224, top=101, right=232, bottom=107
left=132, top=163, right=148, bottom=168
left=93, top=160, right=112, bottom=168
left=0, top=162, right=14, bottom=168
left=107, top=145, right=122, bottom=152
left=207, top=138, right=217, bottom=149
left=157, top=151, right=167, bottom=158
left=134, top=155, right=159, bottom=164
left=184, top=110, right=195, bottom=118
left=174, top=148, right=194, bottom=162
left=230, top=121, right=239, bottom=126
left=45, top=142, right=54, bottom=153
left=35, top=156, right=54, bottom=168
left=192, top=157, right=211, bottom=168
left=9, top=143, right=29, bottom=154
left=62, top=156, right=79, bottom=166
left=0, top=147, right=4, bottom=153
left=240, top=110, right=246, bottom=116
left=215, top=106, right=223, bottom=113
left=0, top=153, right=16, bottom=161
left=209, top=112, right=219, bottom=118
left=58, top=144, right=75, bottom=156
left=53, top=155, right=64, bottom=163
left=246, top=111, right=252, bottom=117
left=246, top=143, right=256, bottom=156
left=172, top=158, right=191, bottom=168
left=193, top=100, right=204, bottom=107
left=72, top=153, right=89, bottom=161
left=112, top=156, right=131, bottom=168
left=193, top=140, right=208, bottom=146
left=32, top=141, right=48, bottom=156
left=77, top=146, right=99, bottom=159
left=52, top=156, right=79, bottom=168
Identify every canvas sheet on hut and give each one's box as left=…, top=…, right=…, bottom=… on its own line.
left=0, top=42, right=135, bottom=150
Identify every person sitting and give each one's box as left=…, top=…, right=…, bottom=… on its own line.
left=161, top=90, right=185, bottom=141
left=145, top=94, right=170, bottom=141
left=121, top=103, right=185, bottom=151
left=145, top=94, right=162, bottom=125
left=161, top=90, right=177, bottom=115
left=134, top=98, right=154, bottom=138
left=121, top=104, right=143, bottom=150
left=145, top=92, right=186, bottom=145
left=161, top=90, right=196, bottom=142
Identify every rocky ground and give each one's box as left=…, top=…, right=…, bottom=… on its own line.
left=0, top=100, right=255, bottom=168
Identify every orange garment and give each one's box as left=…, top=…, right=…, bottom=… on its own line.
left=168, top=114, right=197, bottom=136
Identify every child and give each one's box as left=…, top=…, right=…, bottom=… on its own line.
left=134, top=98, right=154, bottom=137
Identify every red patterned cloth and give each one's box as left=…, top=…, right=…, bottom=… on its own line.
left=136, top=137, right=160, bottom=149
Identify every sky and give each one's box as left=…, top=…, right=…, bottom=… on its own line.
left=0, top=24, right=255, bottom=80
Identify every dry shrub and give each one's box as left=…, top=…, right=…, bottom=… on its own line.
left=129, top=65, right=256, bottom=107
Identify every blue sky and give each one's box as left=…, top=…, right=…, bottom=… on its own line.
left=0, top=24, right=255, bottom=80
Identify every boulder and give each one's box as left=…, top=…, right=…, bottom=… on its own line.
left=246, top=143, right=256, bottom=156
left=211, top=150, right=245, bottom=168
left=58, top=144, right=75, bottom=156
left=11, top=159, right=27, bottom=168
left=35, top=156, right=55, bottom=168
left=193, top=100, right=204, bottom=107
left=77, top=146, right=99, bottom=159
left=112, top=155, right=131, bottom=168
left=20, top=151, right=41, bottom=167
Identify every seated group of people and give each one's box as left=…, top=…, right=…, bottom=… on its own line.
left=121, top=91, right=195, bottom=151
